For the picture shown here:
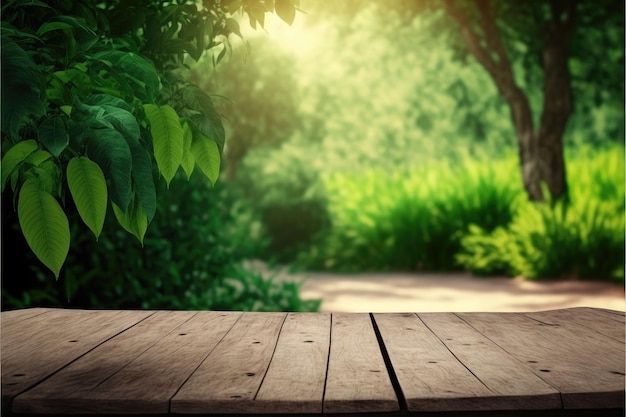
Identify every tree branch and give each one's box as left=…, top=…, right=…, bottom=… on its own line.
left=443, top=0, right=534, bottom=134
left=475, top=0, right=512, bottom=72
left=539, top=0, right=577, bottom=139
left=442, top=0, right=499, bottom=78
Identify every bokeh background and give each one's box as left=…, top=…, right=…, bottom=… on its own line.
left=2, top=0, right=624, bottom=312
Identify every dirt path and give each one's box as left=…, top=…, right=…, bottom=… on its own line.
left=251, top=262, right=625, bottom=313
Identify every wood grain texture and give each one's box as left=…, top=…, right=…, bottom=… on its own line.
left=418, top=313, right=562, bottom=410
left=2, top=308, right=623, bottom=416
left=254, top=313, right=331, bottom=413
left=459, top=311, right=625, bottom=409
left=590, top=308, right=626, bottom=320
left=524, top=308, right=625, bottom=344
left=171, top=312, right=286, bottom=414
left=1, top=309, right=153, bottom=410
left=324, top=313, right=399, bottom=413
left=11, top=310, right=229, bottom=414
left=375, top=312, right=540, bottom=412
left=0, top=308, right=52, bottom=325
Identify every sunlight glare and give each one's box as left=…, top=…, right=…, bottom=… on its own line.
left=240, top=10, right=328, bottom=59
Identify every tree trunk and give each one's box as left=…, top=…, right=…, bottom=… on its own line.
left=444, top=0, right=576, bottom=202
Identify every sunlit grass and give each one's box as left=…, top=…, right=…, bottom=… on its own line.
left=299, top=156, right=522, bottom=272
left=297, top=146, right=624, bottom=282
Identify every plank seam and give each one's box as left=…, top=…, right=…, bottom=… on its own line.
left=453, top=313, right=565, bottom=409
left=369, top=313, right=407, bottom=412
left=253, top=313, right=289, bottom=401
left=167, top=312, right=244, bottom=413
left=321, top=313, right=333, bottom=413
left=8, top=310, right=159, bottom=409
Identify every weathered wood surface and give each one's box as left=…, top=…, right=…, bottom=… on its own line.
left=1, top=307, right=624, bottom=416
left=323, top=313, right=398, bottom=413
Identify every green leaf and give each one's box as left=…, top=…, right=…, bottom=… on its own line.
left=54, top=15, right=99, bottom=55
left=275, top=0, right=296, bottom=25
left=66, top=157, right=107, bottom=239
left=181, top=86, right=225, bottom=154
left=21, top=151, right=58, bottom=196
left=23, top=158, right=61, bottom=196
left=18, top=179, right=70, bottom=278
left=190, top=131, right=220, bottom=185
left=1, top=36, right=45, bottom=139
left=112, top=200, right=148, bottom=245
left=1, top=139, right=38, bottom=191
left=84, top=93, right=132, bottom=112
left=71, top=101, right=107, bottom=128
left=226, top=0, right=243, bottom=14
left=38, top=115, right=69, bottom=157
left=96, top=51, right=160, bottom=102
left=72, top=100, right=137, bottom=140
left=24, top=150, right=53, bottom=167
left=144, top=104, right=183, bottom=186
left=101, top=105, right=140, bottom=143
left=129, top=141, right=157, bottom=222
left=225, top=17, right=243, bottom=37
left=247, top=6, right=266, bottom=28
left=181, top=119, right=195, bottom=179
left=37, top=21, right=73, bottom=36
left=86, top=126, right=133, bottom=211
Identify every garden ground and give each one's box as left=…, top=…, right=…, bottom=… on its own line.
left=249, top=262, right=626, bottom=313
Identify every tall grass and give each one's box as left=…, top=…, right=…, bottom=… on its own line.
left=298, top=147, right=624, bottom=282
left=458, top=147, right=625, bottom=282
left=299, top=156, right=522, bottom=272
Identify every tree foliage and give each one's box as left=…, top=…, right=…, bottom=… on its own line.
left=1, top=0, right=299, bottom=278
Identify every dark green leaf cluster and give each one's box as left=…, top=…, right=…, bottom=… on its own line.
left=1, top=0, right=300, bottom=278
left=2, top=174, right=320, bottom=312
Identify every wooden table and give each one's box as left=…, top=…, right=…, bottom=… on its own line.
left=1, top=307, right=624, bottom=416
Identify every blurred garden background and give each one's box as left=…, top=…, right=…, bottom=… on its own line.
left=2, top=0, right=624, bottom=312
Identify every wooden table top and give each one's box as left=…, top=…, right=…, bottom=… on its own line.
left=1, top=307, right=624, bottom=416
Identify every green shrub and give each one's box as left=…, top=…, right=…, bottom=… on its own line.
left=457, top=147, right=625, bottom=282
left=458, top=200, right=625, bottom=282
left=298, top=157, right=522, bottom=272
left=2, top=172, right=321, bottom=311
left=231, top=143, right=330, bottom=263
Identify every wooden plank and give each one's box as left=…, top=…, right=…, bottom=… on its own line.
left=418, top=313, right=562, bottom=410
left=11, top=310, right=210, bottom=413
left=459, top=311, right=625, bottom=409
left=0, top=308, right=52, bottom=325
left=374, top=313, right=556, bottom=412
left=591, top=307, right=626, bottom=320
left=1, top=309, right=153, bottom=411
left=324, top=313, right=399, bottom=413
left=524, top=308, right=625, bottom=344
left=171, top=312, right=286, bottom=414
left=584, top=307, right=625, bottom=323
left=254, top=313, right=331, bottom=413
left=1, top=308, right=71, bottom=343
left=86, top=311, right=241, bottom=414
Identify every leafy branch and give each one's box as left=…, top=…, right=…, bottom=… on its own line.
left=1, top=0, right=299, bottom=278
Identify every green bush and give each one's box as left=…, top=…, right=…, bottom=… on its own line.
left=230, top=143, right=331, bottom=263
left=298, top=157, right=522, bottom=272
left=457, top=147, right=625, bottom=282
left=2, top=172, right=321, bottom=311
left=289, top=146, right=623, bottom=282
